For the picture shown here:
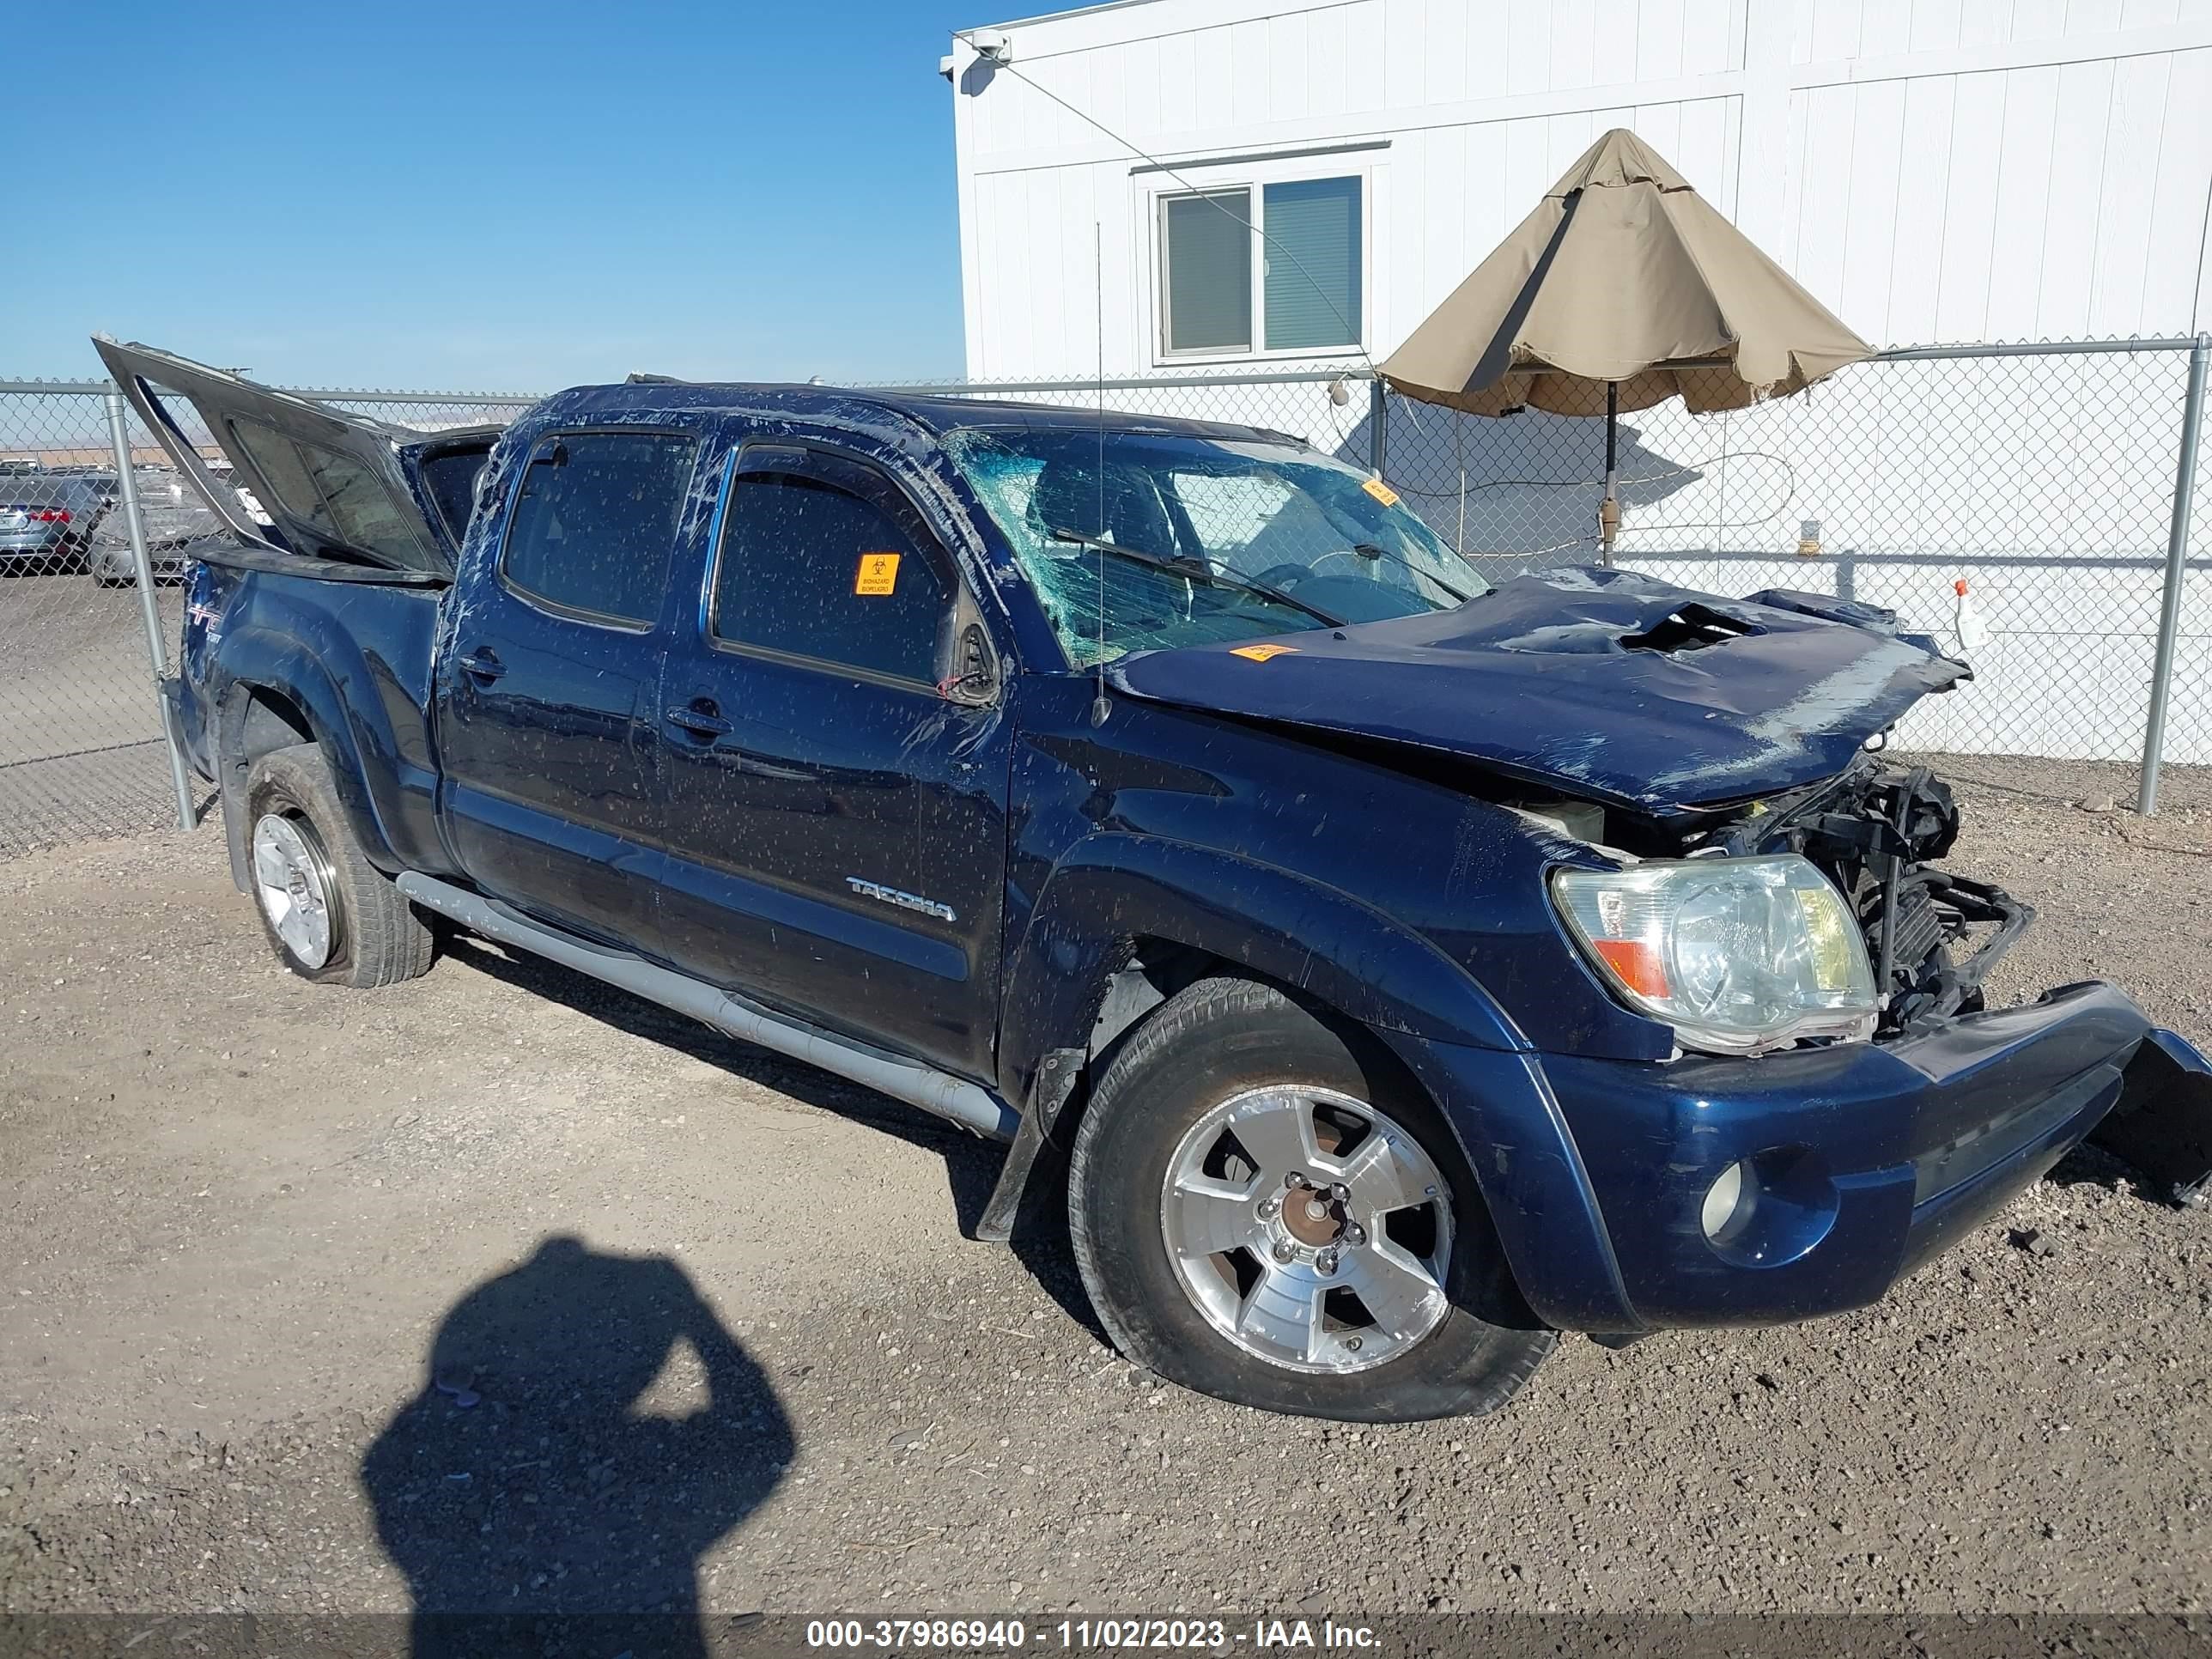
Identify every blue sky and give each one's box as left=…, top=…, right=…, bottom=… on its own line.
left=11, top=1, right=995, bottom=392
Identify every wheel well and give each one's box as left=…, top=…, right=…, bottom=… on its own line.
left=236, top=686, right=315, bottom=763
left=1054, top=954, right=1536, bottom=1329
left=1063, top=943, right=1434, bottom=1146
left=1037, top=940, right=1211, bottom=1157
left=217, top=686, right=319, bottom=892
left=1085, top=939, right=1195, bottom=1062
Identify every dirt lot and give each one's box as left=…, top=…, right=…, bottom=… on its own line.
left=1, top=756, right=2208, bottom=1625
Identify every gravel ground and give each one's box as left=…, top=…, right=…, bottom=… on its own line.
left=0, top=755, right=2207, bottom=1626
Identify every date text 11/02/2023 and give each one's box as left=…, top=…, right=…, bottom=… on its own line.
left=802, top=1618, right=1382, bottom=1650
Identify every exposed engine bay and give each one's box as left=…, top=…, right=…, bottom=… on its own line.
left=1686, top=757, right=2029, bottom=1038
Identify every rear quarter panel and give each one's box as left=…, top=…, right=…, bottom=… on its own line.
left=183, top=559, right=453, bottom=876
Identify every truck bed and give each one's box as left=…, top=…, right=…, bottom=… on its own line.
left=177, top=555, right=459, bottom=885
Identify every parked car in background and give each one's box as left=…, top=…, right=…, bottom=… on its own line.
left=88, top=464, right=240, bottom=585
left=100, top=337, right=2212, bottom=1424
left=0, top=472, right=114, bottom=573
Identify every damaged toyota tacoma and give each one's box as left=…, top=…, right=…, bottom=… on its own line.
left=101, top=339, right=2212, bottom=1423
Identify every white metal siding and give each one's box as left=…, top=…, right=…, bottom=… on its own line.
left=953, top=0, right=2212, bottom=374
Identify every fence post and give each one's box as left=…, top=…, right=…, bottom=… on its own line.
left=101, top=387, right=196, bottom=831
left=2139, top=334, right=2209, bottom=816
left=1369, top=376, right=1388, bottom=477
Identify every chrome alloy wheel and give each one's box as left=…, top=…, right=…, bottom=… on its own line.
left=1160, top=1085, right=1455, bottom=1375
left=251, top=812, right=337, bottom=970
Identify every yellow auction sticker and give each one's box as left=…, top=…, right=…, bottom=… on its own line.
left=1230, top=642, right=1299, bottom=662
left=1362, top=477, right=1401, bottom=507
left=855, top=551, right=902, bottom=595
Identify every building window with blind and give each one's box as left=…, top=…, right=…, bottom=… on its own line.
left=1157, top=175, right=1363, bottom=359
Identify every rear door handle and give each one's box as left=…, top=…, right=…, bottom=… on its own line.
left=665, top=699, right=732, bottom=739
left=460, top=647, right=507, bottom=682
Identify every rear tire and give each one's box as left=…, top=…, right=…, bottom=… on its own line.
left=244, top=744, right=434, bottom=988
left=1066, top=976, right=1553, bottom=1421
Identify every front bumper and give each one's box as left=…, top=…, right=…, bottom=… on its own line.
left=1418, top=981, right=2209, bottom=1333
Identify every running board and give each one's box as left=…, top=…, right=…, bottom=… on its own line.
left=395, top=872, right=1018, bottom=1142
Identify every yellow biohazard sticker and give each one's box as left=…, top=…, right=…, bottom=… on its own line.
left=1230, top=643, right=1300, bottom=662
left=1362, top=477, right=1401, bottom=507
left=855, top=551, right=902, bottom=595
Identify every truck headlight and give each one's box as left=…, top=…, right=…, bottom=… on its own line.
left=1551, top=855, right=1877, bottom=1055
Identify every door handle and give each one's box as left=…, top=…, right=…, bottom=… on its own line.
left=460, top=647, right=507, bottom=682
left=665, top=700, right=732, bottom=739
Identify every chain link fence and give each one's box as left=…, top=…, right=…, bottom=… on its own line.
left=0, top=380, right=533, bottom=857
left=875, top=338, right=2212, bottom=790
left=0, top=384, right=170, bottom=854
left=1, top=338, right=2204, bottom=855
left=1377, top=343, right=2212, bottom=786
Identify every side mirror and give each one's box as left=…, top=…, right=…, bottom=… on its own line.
left=945, top=621, right=998, bottom=703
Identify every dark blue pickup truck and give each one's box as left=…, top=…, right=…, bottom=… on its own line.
left=102, top=339, right=2210, bottom=1423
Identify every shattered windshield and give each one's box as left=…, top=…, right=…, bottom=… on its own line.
left=946, top=426, right=1486, bottom=667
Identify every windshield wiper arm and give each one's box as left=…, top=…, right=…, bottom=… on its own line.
left=1351, top=543, right=1473, bottom=605
left=1048, top=527, right=1344, bottom=627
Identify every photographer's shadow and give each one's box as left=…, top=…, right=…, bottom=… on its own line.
left=362, top=1235, right=793, bottom=1658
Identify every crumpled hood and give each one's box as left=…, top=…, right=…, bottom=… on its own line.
left=1107, top=566, right=1968, bottom=813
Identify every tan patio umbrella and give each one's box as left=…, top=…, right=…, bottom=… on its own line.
left=1379, top=127, right=1872, bottom=557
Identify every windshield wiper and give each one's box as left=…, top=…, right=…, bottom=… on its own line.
left=1350, top=543, right=1473, bottom=605
left=1048, top=527, right=1344, bottom=627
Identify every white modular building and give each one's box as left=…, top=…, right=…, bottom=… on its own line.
left=948, top=0, right=2212, bottom=377
left=945, top=1, right=2212, bottom=761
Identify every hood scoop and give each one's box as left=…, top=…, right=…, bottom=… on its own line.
left=1109, top=566, right=1967, bottom=814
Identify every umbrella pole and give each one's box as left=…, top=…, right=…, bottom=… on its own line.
left=1599, top=380, right=1620, bottom=566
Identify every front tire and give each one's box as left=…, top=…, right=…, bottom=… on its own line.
left=244, top=744, right=434, bottom=988
left=1066, top=976, right=1553, bottom=1421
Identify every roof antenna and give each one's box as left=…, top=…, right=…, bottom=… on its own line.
left=1090, top=220, right=1111, bottom=728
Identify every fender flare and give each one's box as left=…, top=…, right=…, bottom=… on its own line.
left=211, top=631, right=403, bottom=883
left=998, top=834, right=1528, bottom=1103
